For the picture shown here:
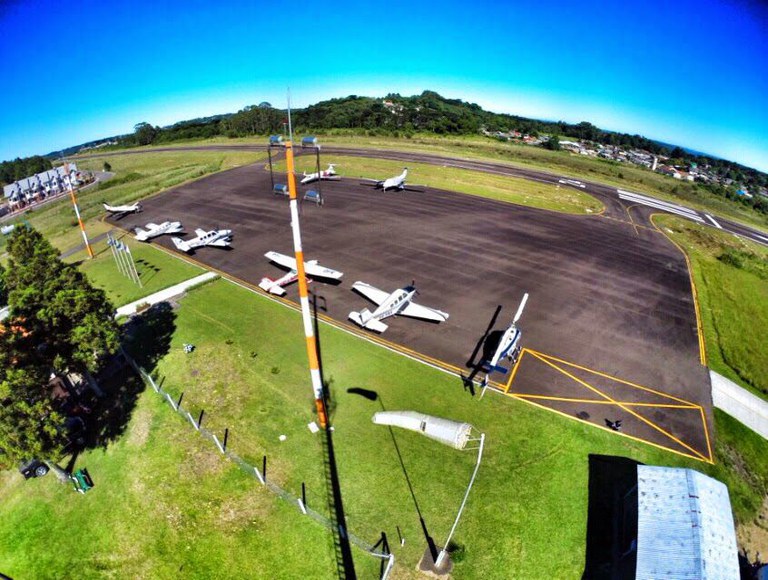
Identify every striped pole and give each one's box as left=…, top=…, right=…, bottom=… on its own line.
left=66, top=163, right=94, bottom=258
left=284, top=141, right=328, bottom=429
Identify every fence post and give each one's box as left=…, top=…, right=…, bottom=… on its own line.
left=187, top=411, right=199, bottom=431
left=297, top=482, right=307, bottom=514
left=262, top=456, right=267, bottom=483
left=212, top=433, right=225, bottom=454
left=177, top=392, right=184, bottom=409
left=197, top=409, right=205, bottom=429
left=166, top=392, right=177, bottom=410
left=223, top=428, right=229, bottom=452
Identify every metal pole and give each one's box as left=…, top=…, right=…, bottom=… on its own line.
left=66, top=163, right=93, bottom=258
left=287, top=88, right=293, bottom=143
left=284, top=141, right=328, bottom=428
left=435, top=433, right=485, bottom=568
left=126, top=245, right=142, bottom=287
left=107, top=234, right=124, bottom=275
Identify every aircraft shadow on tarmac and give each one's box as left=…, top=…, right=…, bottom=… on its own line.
left=461, top=305, right=503, bottom=396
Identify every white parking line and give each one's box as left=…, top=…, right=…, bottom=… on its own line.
left=704, top=214, right=723, bottom=229
left=617, top=190, right=704, bottom=223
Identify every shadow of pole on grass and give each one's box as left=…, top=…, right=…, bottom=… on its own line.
left=346, top=387, right=439, bottom=564
left=312, top=292, right=357, bottom=579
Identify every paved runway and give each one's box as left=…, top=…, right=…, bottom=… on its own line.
left=108, top=154, right=715, bottom=461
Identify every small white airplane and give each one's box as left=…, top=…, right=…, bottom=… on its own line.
left=484, top=293, right=529, bottom=375
left=259, top=251, right=343, bottom=296
left=300, top=163, right=340, bottom=184
left=103, top=202, right=142, bottom=215
left=134, top=221, right=183, bottom=242
left=348, top=281, right=449, bottom=333
left=360, top=167, right=425, bottom=192
left=171, top=228, right=232, bottom=253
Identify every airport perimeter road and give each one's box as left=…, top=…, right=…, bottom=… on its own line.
left=109, top=161, right=714, bottom=461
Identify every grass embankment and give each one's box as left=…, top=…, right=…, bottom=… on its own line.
left=114, top=133, right=768, bottom=232
left=277, top=155, right=603, bottom=214
left=656, top=215, right=768, bottom=400
left=0, top=149, right=264, bottom=255
left=2, top=278, right=764, bottom=577
left=65, top=236, right=204, bottom=307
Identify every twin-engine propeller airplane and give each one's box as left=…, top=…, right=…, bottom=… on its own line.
left=134, top=221, right=183, bottom=241
left=360, top=168, right=426, bottom=192
left=348, top=281, right=449, bottom=333
left=484, top=293, right=529, bottom=375
left=171, top=228, right=232, bottom=253
left=300, top=164, right=340, bottom=184
left=103, top=202, right=142, bottom=216
left=259, top=251, right=344, bottom=296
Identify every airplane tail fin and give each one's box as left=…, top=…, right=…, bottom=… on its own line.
left=171, top=237, right=190, bottom=253
left=134, top=227, right=148, bottom=241
left=258, top=278, right=286, bottom=296
left=349, top=309, right=388, bottom=333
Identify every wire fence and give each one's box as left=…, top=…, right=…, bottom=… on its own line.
left=125, top=352, right=394, bottom=578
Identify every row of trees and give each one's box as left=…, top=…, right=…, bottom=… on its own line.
left=0, top=227, right=119, bottom=466
left=0, top=156, right=53, bottom=186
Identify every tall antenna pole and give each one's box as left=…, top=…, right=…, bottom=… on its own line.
left=285, top=139, right=328, bottom=428
left=66, top=163, right=94, bottom=258
left=287, top=88, right=293, bottom=143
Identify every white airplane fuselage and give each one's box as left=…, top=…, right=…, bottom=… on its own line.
left=135, top=221, right=182, bottom=241
left=364, top=286, right=416, bottom=323
left=379, top=169, right=408, bottom=191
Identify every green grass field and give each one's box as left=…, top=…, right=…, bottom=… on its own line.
left=277, top=155, right=603, bottom=214
left=66, top=236, right=205, bottom=307
left=2, top=277, right=764, bottom=578
left=656, top=215, right=768, bottom=400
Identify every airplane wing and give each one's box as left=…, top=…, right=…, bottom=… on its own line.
left=207, top=239, right=230, bottom=247
left=351, top=281, right=390, bottom=306
left=146, top=223, right=159, bottom=230
left=400, top=301, right=449, bottom=322
left=195, top=228, right=208, bottom=238
left=359, top=178, right=383, bottom=185
left=265, top=251, right=296, bottom=270
left=304, top=261, right=343, bottom=280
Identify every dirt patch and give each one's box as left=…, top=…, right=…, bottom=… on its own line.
left=738, top=496, right=768, bottom=561
left=126, top=403, right=152, bottom=448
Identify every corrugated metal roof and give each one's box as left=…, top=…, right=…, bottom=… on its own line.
left=636, top=465, right=739, bottom=579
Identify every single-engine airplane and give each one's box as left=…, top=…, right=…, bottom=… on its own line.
left=484, top=293, right=529, bottom=375
left=103, top=202, right=142, bottom=216
left=360, top=167, right=425, bottom=192
left=171, top=228, right=232, bottom=253
left=134, top=221, right=183, bottom=242
left=348, top=281, right=449, bottom=333
left=259, top=251, right=343, bottom=296
left=300, top=163, right=340, bottom=184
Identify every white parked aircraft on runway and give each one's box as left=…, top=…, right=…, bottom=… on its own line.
left=484, top=293, right=529, bottom=375
left=259, top=251, right=344, bottom=296
left=360, top=168, right=425, bottom=192
left=134, top=221, right=183, bottom=242
left=348, top=281, right=449, bottom=333
left=300, top=163, right=340, bottom=184
left=171, top=228, right=232, bottom=253
left=103, top=202, right=142, bottom=215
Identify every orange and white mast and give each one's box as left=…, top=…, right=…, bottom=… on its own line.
left=284, top=140, right=328, bottom=428
left=65, top=163, right=94, bottom=259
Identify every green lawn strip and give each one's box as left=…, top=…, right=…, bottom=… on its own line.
left=0, top=149, right=265, bottom=255
left=123, top=278, right=747, bottom=577
left=67, top=236, right=205, bottom=307
left=0, top=389, right=336, bottom=579
left=656, top=215, right=768, bottom=400
left=275, top=155, right=603, bottom=214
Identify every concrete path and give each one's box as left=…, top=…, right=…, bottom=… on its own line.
left=115, top=272, right=218, bottom=317
left=711, top=370, right=768, bottom=439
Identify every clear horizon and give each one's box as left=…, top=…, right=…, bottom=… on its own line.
left=1, top=0, right=766, bottom=172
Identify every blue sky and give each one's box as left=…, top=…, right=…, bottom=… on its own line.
left=1, top=0, right=766, bottom=171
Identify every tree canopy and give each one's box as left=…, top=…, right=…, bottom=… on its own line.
left=0, top=226, right=119, bottom=464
